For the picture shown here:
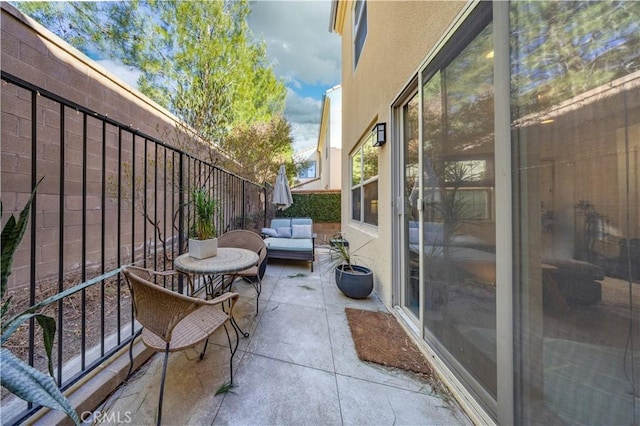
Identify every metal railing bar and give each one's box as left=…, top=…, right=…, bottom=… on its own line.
left=116, top=127, right=122, bottom=346
left=101, top=120, right=107, bottom=358
left=56, top=101, right=65, bottom=388
left=178, top=152, right=185, bottom=292
left=154, top=143, right=159, bottom=274
left=143, top=138, right=148, bottom=269
left=81, top=111, right=88, bottom=371
left=28, top=90, right=37, bottom=384
left=132, top=134, right=136, bottom=266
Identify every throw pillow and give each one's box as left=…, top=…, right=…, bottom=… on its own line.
left=261, top=227, right=278, bottom=237
left=408, top=228, right=419, bottom=244
left=276, top=227, right=292, bottom=238
left=291, top=224, right=312, bottom=239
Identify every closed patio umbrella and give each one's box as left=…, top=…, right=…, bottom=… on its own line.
left=272, top=164, right=293, bottom=210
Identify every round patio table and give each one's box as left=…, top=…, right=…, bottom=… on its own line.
left=174, top=247, right=258, bottom=337
left=174, top=247, right=258, bottom=275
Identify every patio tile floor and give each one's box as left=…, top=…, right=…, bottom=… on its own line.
left=95, top=249, right=471, bottom=425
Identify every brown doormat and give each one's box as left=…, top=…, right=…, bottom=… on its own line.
left=345, top=307, right=433, bottom=379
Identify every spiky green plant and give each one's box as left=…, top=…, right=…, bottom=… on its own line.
left=215, top=381, right=237, bottom=395
left=320, top=233, right=373, bottom=276
left=1, top=178, right=81, bottom=425
left=192, top=188, right=219, bottom=240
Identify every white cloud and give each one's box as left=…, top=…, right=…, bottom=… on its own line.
left=285, top=88, right=322, bottom=124
left=290, top=122, right=320, bottom=153
left=94, top=59, right=142, bottom=90
left=248, top=0, right=341, bottom=87
left=285, top=88, right=322, bottom=151
left=248, top=1, right=341, bottom=154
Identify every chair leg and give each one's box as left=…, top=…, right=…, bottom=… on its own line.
left=254, top=277, right=262, bottom=316
left=223, top=323, right=240, bottom=383
left=199, top=337, right=210, bottom=360
left=157, top=343, right=170, bottom=426
left=126, top=328, right=143, bottom=378
left=225, top=298, right=249, bottom=338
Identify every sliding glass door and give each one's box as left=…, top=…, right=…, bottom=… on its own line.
left=401, top=94, right=420, bottom=318
left=395, top=1, right=640, bottom=422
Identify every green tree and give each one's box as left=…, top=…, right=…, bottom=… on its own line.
left=16, top=0, right=287, bottom=148
left=221, top=115, right=297, bottom=184
left=510, top=1, right=640, bottom=117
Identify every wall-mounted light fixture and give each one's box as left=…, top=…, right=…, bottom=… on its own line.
left=372, top=122, right=386, bottom=147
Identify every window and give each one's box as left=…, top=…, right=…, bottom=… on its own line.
left=351, top=133, right=378, bottom=225
left=298, top=161, right=316, bottom=178
left=353, top=0, right=367, bottom=68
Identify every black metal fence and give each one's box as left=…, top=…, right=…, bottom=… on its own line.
left=1, top=71, right=269, bottom=425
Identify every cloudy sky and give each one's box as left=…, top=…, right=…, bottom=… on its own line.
left=247, top=0, right=341, bottom=153
left=95, top=1, right=340, bottom=154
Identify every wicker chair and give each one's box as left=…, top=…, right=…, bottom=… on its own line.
left=123, top=266, right=240, bottom=426
left=218, top=230, right=266, bottom=314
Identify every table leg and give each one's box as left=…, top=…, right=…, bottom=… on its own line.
left=222, top=274, right=249, bottom=338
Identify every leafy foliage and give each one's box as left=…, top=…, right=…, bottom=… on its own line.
left=1, top=179, right=80, bottom=424
left=16, top=0, right=288, bottom=149
left=221, top=115, right=296, bottom=184
left=192, top=188, right=220, bottom=239
left=1, top=177, right=43, bottom=298
left=1, top=349, right=80, bottom=425
left=510, top=1, right=640, bottom=117
left=214, top=380, right=236, bottom=396
left=276, top=193, right=341, bottom=223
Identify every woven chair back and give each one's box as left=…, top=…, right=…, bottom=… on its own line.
left=218, top=230, right=266, bottom=263
left=123, top=267, right=200, bottom=343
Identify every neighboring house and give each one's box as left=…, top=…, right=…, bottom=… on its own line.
left=330, top=1, right=639, bottom=425
left=292, top=147, right=321, bottom=190
left=293, top=85, right=343, bottom=191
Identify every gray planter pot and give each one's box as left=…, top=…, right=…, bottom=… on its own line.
left=335, top=264, right=373, bottom=299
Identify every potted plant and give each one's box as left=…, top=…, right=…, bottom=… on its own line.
left=189, top=188, right=220, bottom=259
left=323, top=233, right=373, bottom=299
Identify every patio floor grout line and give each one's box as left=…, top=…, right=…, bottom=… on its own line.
left=321, top=268, right=346, bottom=425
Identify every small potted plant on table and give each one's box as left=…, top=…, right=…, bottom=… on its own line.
left=189, top=188, right=220, bottom=259
left=324, top=234, right=373, bottom=299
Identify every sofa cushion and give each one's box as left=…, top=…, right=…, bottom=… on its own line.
left=276, top=227, right=292, bottom=238
left=292, top=224, right=312, bottom=239
left=264, top=237, right=313, bottom=252
left=270, top=218, right=292, bottom=229
left=261, top=227, right=278, bottom=237
left=291, top=218, right=313, bottom=226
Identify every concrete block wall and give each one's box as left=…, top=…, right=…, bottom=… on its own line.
left=0, top=4, right=208, bottom=289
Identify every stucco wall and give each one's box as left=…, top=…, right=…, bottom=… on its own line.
left=338, top=1, right=465, bottom=306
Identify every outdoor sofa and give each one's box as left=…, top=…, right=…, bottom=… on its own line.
left=261, top=218, right=316, bottom=271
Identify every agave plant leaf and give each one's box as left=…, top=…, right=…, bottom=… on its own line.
left=1, top=296, right=12, bottom=319
left=35, top=314, right=57, bottom=376
left=1, top=177, right=44, bottom=300
left=0, top=348, right=80, bottom=425
left=1, top=313, right=41, bottom=346
left=0, top=313, right=59, bottom=377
